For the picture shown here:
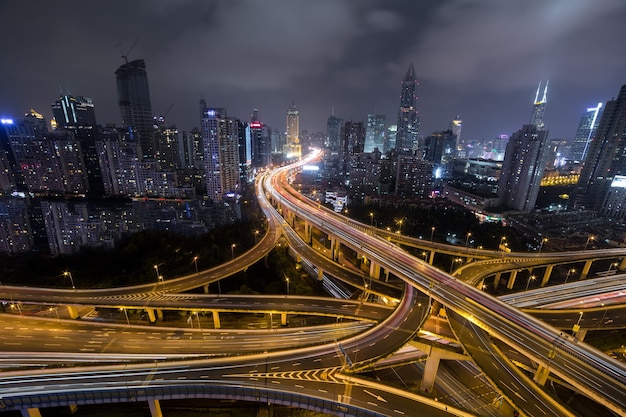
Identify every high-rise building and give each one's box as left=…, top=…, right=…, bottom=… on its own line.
left=115, top=59, right=155, bottom=160
left=530, top=81, right=549, bottom=130
left=340, top=121, right=365, bottom=177
left=571, top=102, right=603, bottom=162
left=249, top=109, right=271, bottom=169
left=51, top=95, right=96, bottom=129
left=572, top=85, right=626, bottom=212
left=284, top=103, right=301, bottom=158
left=498, top=124, right=550, bottom=212
left=395, top=63, right=419, bottom=154
left=326, top=114, right=343, bottom=153
left=201, top=108, right=241, bottom=202
left=498, top=84, right=551, bottom=212
left=364, top=114, right=386, bottom=153
left=51, top=95, right=104, bottom=197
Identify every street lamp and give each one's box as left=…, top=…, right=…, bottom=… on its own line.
left=254, top=230, right=259, bottom=244
left=573, top=311, right=584, bottom=335
left=193, top=256, right=199, bottom=273
left=120, top=307, right=130, bottom=325
left=369, top=212, right=374, bottom=229
left=608, top=262, right=619, bottom=272
left=465, top=232, right=472, bottom=248
left=286, top=277, right=290, bottom=296
left=10, top=303, right=22, bottom=316
left=231, top=243, right=236, bottom=259
left=584, top=235, right=595, bottom=250
left=539, top=238, right=548, bottom=253
left=450, top=258, right=462, bottom=273
left=431, top=226, right=435, bottom=242
left=564, top=268, right=576, bottom=284
left=49, top=307, right=60, bottom=319
left=63, top=271, right=76, bottom=289
left=525, top=275, right=536, bottom=292
left=421, top=251, right=428, bottom=261
left=153, top=264, right=161, bottom=281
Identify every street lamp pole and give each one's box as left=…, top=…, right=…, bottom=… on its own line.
left=286, top=277, right=290, bottom=296
left=63, top=271, right=76, bottom=289
left=431, top=226, right=435, bottom=242
left=231, top=243, right=236, bottom=259
left=120, top=308, right=130, bottom=325
left=254, top=230, right=259, bottom=244
left=538, top=238, right=548, bottom=253
left=369, top=212, right=374, bottom=229
left=564, top=268, right=576, bottom=284
left=584, top=235, right=595, bottom=250
left=465, top=232, right=472, bottom=248
left=193, top=256, right=199, bottom=273
left=525, top=275, right=536, bottom=292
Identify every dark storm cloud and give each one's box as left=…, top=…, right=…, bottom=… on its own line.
left=0, top=0, right=625, bottom=140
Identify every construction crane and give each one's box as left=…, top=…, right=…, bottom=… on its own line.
left=121, top=38, right=139, bottom=64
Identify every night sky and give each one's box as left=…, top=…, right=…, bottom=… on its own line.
left=1, top=0, right=625, bottom=141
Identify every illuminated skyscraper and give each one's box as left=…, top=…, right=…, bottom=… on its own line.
left=499, top=84, right=551, bottom=212
left=395, top=63, right=419, bottom=154
left=571, top=103, right=603, bottom=161
left=530, top=81, right=548, bottom=130
left=51, top=95, right=96, bottom=129
left=364, top=114, right=386, bottom=153
left=115, top=59, right=155, bottom=160
left=201, top=108, right=241, bottom=202
left=284, top=103, right=301, bottom=158
left=572, top=85, right=626, bottom=212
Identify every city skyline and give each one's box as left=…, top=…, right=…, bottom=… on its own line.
left=1, top=1, right=625, bottom=140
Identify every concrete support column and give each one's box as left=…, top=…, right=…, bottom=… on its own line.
left=156, top=309, right=163, bottom=320
left=619, top=257, right=626, bottom=271
left=493, top=272, right=502, bottom=288
left=148, top=398, right=163, bottom=417
left=203, top=284, right=209, bottom=294
left=212, top=311, right=221, bottom=329
left=146, top=308, right=157, bottom=323
left=540, top=265, right=553, bottom=287
left=329, top=237, right=338, bottom=261
left=66, top=306, right=79, bottom=319
left=20, top=408, right=42, bottom=417
left=303, top=222, right=311, bottom=244
left=580, top=260, right=593, bottom=280
left=68, top=404, right=78, bottom=414
left=420, top=348, right=443, bottom=393
left=576, top=329, right=587, bottom=341
left=428, top=251, right=435, bottom=265
left=506, top=270, right=518, bottom=290
left=369, top=261, right=381, bottom=280
left=281, top=313, right=287, bottom=326
left=533, top=365, right=550, bottom=386
left=317, top=268, right=324, bottom=281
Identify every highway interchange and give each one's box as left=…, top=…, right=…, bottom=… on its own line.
left=0, top=149, right=626, bottom=416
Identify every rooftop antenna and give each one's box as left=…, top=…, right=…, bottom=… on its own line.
left=121, top=38, right=139, bottom=64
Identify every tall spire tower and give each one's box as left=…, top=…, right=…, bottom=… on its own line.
left=530, top=80, right=548, bottom=130
left=395, top=63, right=420, bottom=154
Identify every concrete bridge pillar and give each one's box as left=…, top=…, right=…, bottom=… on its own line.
left=281, top=313, right=287, bottom=326
left=303, top=221, right=312, bottom=244
left=68, top=404, right=78, bottom=414
left=146, top=308, right=157, bottom=323
left=148, top=398, right=163, bottom=417
left=20, top=408, right=42, bottom=417
left=580, top=260, right=593, bottom=280
left=212, top=311, right=221, bottom=329
left=506, top=270, right=518, bottom=290
left=428, top=251, right=435, bottom=265
left=533, top=364, right=550, bottom=386
left=203, top=284, right=209, bottom=294
left=619, top=257, right=626, bottom=271
left=157, top=309, right=163, bottom=321
left=420, top=348, right=443, bottom=393
left=318, top=268, right=324, bottom=281
left=576, top=329, right=587, bottom=341
left=540, top=265, right=553, bottom=287
left=369, top=261, right=381, bottom=280
left=493, top=272, right=502, bottom=288
left=329, top=237, right=339, bottom=261
left=66, top=306, right=80, bottom=319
